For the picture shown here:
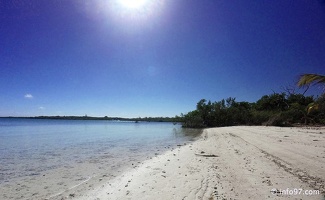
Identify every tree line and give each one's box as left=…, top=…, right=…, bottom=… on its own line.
left=182, top=74, right=325, bottom=128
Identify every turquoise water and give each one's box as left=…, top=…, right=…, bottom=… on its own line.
left=0, top=118, right=201, bottom=184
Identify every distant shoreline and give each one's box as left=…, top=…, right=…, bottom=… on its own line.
left=0, top=116, right=182, bottom=123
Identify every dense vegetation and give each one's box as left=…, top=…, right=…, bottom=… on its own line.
left=182, top=93, right=325, bottom=128
left=182, top=73, right=325, bottom=128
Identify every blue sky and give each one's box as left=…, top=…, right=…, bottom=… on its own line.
left=1, top=0, right=325, bottom=117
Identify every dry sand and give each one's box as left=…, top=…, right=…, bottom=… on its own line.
left=2, top=126, right=325, bottom=200
left=69, top=126, right=324, bottom=200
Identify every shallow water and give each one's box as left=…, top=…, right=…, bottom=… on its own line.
left=0, top=118, right=201, bottom=184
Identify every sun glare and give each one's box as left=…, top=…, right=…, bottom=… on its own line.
left=119, top=0, right=149, bottom=9
left=107, top=0, right=164, bottom=26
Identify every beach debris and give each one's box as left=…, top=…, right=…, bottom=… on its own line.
left=195, top=153, right=219, bottom=157
left=69, top=193, right=75, bottom=197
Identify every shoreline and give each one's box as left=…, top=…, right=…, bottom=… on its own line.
left=72, top=126, right=324, bottom=200
left=1, top=126, right=324, bottom=199
left=0, top=125, right=201, bottom=200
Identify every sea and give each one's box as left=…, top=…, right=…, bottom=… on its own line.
left=0, top=118, right=201, bottom=199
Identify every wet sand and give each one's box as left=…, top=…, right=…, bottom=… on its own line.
left=2, top=126, right=324, bottom=200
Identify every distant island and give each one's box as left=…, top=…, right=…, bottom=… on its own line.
left=1, top=116, right=182, bottom=123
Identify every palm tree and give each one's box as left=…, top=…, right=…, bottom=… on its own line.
left=297, top=74, right=325, bottom=123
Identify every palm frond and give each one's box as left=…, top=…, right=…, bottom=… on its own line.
left=297, top=74, right=325, bottom=87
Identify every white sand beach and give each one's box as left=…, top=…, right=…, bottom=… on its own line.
left=68, top=126, right=325, bottom=200
left=2, top=126, right=324, bottom=200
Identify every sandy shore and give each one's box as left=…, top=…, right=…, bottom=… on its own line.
left=67, top=126, right=324, bottom=200
left=2, top=126, right=324, bottom=200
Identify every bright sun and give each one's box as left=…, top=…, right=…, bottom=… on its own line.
left=110, top=0, right=163, bottom=24
left=119, top=0, right=149, bottom=9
